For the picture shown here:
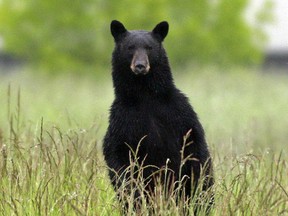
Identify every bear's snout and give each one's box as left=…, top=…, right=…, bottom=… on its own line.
left=130, top=50, right=150, bottom=75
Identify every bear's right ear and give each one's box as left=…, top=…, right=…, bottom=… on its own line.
left=111, top=20, right=127, bottom=41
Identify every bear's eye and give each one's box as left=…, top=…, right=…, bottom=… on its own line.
left=146, top=46, right=153, bottom=50
left=128, top=45, right=135, bottom=51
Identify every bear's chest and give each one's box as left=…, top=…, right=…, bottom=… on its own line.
left=113, top=99, right=184, bottom=149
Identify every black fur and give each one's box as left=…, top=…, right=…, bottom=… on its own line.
left=103, top=20, right=214, bottom=211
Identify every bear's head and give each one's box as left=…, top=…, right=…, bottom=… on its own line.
left=111, top=20, right=169, bottom=76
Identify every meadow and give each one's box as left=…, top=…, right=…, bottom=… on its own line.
left=0, top=67, right=287, bottom=215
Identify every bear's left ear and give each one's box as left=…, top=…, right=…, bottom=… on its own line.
left=152, top=21, right=169, bottom=42
left=111, top=20, right=127, bottom=41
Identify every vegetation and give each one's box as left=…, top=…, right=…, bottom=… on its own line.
left=0, top=68, right=287, bottom=215
left=0, top=0, right=272, bottom=73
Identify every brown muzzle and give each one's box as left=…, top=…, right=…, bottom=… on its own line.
left=130, top=50, right=150, bottom=75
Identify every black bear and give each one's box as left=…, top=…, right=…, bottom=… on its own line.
left=103, top=20, right=214, bottom=212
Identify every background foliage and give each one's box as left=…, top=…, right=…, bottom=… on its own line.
left=0, top=0, right=271, bottom=73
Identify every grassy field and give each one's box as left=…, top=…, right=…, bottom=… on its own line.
left=0, top=68, right=287, bottom=215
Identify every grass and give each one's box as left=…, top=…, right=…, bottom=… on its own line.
left=0, top=67, right=287, bottom=215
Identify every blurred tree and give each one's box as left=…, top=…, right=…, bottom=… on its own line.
left=0, top=0, right=271, bottom=74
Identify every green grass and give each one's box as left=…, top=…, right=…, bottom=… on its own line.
left=0, top=68, right=287, bottom=215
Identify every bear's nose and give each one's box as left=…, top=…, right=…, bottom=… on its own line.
left=135, top=63, right=146, bottom=71
left=130, top=50, right=150, bottom=75
left=134, top=63, right=148, bottom=75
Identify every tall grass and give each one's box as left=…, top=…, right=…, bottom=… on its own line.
left=0, top=68, right=287, bottom=215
